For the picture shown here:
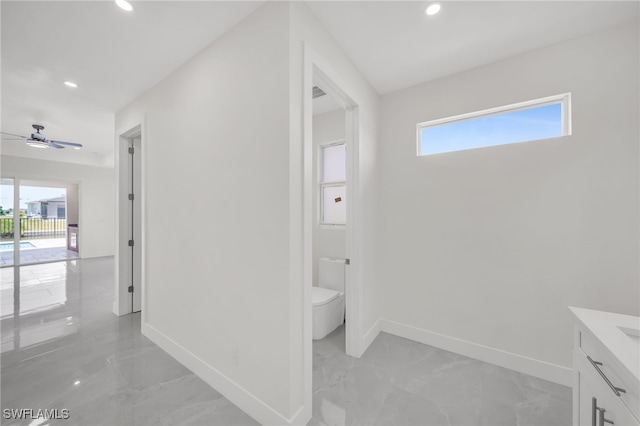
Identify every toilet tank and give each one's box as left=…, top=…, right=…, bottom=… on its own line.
left=319, top=258, right=345, bottom=293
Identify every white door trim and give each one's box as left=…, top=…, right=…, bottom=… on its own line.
left=302, top=42, right=364, bottom=420
left=114, top=118, right=147, bottom=320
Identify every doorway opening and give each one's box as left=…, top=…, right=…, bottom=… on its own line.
left=115, top=125, right=143, bottom=315
left=310, top=83, right=348, bottom=354
left=1, top=178, right=80, bottom=267
left=303, top=56, right=363, bottom=422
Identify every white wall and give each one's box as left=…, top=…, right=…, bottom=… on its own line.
left=116, top=2, right=380, bottom=422
left=116, top=2, right=296, bottom=422
left=312, top=108, right=346, bottom=285
left=0, top=155, right=115, bottom=258
left=377, top=22, right=639, bottom=371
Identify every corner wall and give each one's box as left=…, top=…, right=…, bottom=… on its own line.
left=377, top=22, right=639, bottom=379
left=115, top=2, right=296, bottom=422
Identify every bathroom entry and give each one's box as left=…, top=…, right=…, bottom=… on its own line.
left=311, top=82, right=348, bottom=349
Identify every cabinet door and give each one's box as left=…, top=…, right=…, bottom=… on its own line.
left=576, top=350, right=640, bottom=426
left=597, top=386, right=640, bottom=426
left=578, top=359, right=602, bottom=426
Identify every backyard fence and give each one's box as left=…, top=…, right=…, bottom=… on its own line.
left=0, top=217, right=67, bottom=240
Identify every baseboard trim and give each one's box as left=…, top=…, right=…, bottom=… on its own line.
left=142, top=322, right=302, bottom=426
left=361, top=318, right=381, bottom=356
left=287, top=405, right=307, bottom=426
left=379, top=319, right=572, bottom=387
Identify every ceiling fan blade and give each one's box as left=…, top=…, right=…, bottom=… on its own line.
left=50, top=140, right=82, bottom=148
left=0, top=131, right=28, bottom=140
left=49, top=142, right=65, bottom=149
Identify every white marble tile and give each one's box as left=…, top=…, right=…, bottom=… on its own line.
left=1, top=258, right=258, bottom=426
left=374, top=386, right=450, bottom=426
left=2, top=257, right=571, bottom=426
left=310, top=326, right=571, bottom=426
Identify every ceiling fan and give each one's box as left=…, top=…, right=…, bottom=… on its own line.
left=1, top=124, right=83, bottom=149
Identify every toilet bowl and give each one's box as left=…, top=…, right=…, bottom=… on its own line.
left=312, top=258, right=345, bottom=340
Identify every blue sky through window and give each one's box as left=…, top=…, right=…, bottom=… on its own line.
left=0, top=185, right=66, bottom=210
left=419, top=103, right=563, bottom=156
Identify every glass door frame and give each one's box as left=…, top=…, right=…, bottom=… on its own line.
left=2, top=177, right=23, bottom=267
left=11, top=178, right=20, bottom=266
left=2, top=177, right=77, bottom=267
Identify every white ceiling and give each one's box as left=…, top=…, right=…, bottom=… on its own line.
left=1, top=0, right=263, bottom=166
left=306, top=1, right=639, bottom=94
left=1, top=1, right=638, bottom=167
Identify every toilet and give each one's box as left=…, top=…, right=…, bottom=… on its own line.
left=312, top=258, right=345, bottom=340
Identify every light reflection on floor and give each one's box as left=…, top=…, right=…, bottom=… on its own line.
left=0, top=257, right=258, bottom=426
left=1, top=262, right=79, bottom=353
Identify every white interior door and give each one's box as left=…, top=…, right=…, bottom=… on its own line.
left=129, top=138, right=142, bottom=312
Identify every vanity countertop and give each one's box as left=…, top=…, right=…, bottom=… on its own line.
left=569, top=306, right=640, bottom=383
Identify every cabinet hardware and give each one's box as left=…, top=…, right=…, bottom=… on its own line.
left=592, top=397, right=598, bottom=426
left=587, top=356, right=627, bottom=396
left=599, top=407, right=614, bottom=425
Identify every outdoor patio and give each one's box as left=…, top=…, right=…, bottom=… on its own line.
left=0, top=238, right=79, bottom=267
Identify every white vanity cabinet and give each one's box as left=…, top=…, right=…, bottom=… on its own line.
left=575, top=349, right=638, bottom=425
left=571, top=307, right=640, bottom=426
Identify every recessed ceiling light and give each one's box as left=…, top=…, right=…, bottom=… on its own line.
left=64, top=81, right=78, bottom=88
left=425, top=2, right=442, bottom=16
left=115, top=0, right=133, bottom=12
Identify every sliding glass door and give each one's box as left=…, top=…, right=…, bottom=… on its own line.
left=0, top=178, right=80, bottom=267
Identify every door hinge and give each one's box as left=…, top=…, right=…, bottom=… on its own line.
left=128, top=193, right=134, bottom=201
left=128, top=285, right=134, bottom=293
left=128, top=239, right=134, bottom=247
left=128, top=147, right=134, bottom=154
left=345, top=258, right=350, bottom=265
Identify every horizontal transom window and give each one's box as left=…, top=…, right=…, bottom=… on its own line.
left=417, top=93, right=571, bottom=156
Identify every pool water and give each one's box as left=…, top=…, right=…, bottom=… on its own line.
left=0, top=242, right=36, bottom=251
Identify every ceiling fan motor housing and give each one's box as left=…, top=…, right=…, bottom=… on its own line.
left=1, top=123, right=82, bottom=149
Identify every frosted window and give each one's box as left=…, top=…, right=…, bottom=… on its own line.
left=322, top=185, right=346, bottom=225
left=320, top=142, right=346, bottom=225
left=418, top=94, right=570, bottom=156
left=322, top=144, right=346, bottom=183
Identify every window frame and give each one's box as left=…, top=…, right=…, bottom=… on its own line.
left=416, top=93, right=572, bottom=156
left=318, top=140, right=346, bottom=228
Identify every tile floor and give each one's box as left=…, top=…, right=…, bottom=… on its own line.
left=1, top=257, right=572, bottom=426
left=1, top=258, right=257, bottom=426
left=1, top=238, right=79, bottom=267
left=311, top=326, right=572, bottom=426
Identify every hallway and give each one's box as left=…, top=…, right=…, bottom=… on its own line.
left=1, top=258, right=572, bottom=426
left=1, top=258, right=257, bottom=426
